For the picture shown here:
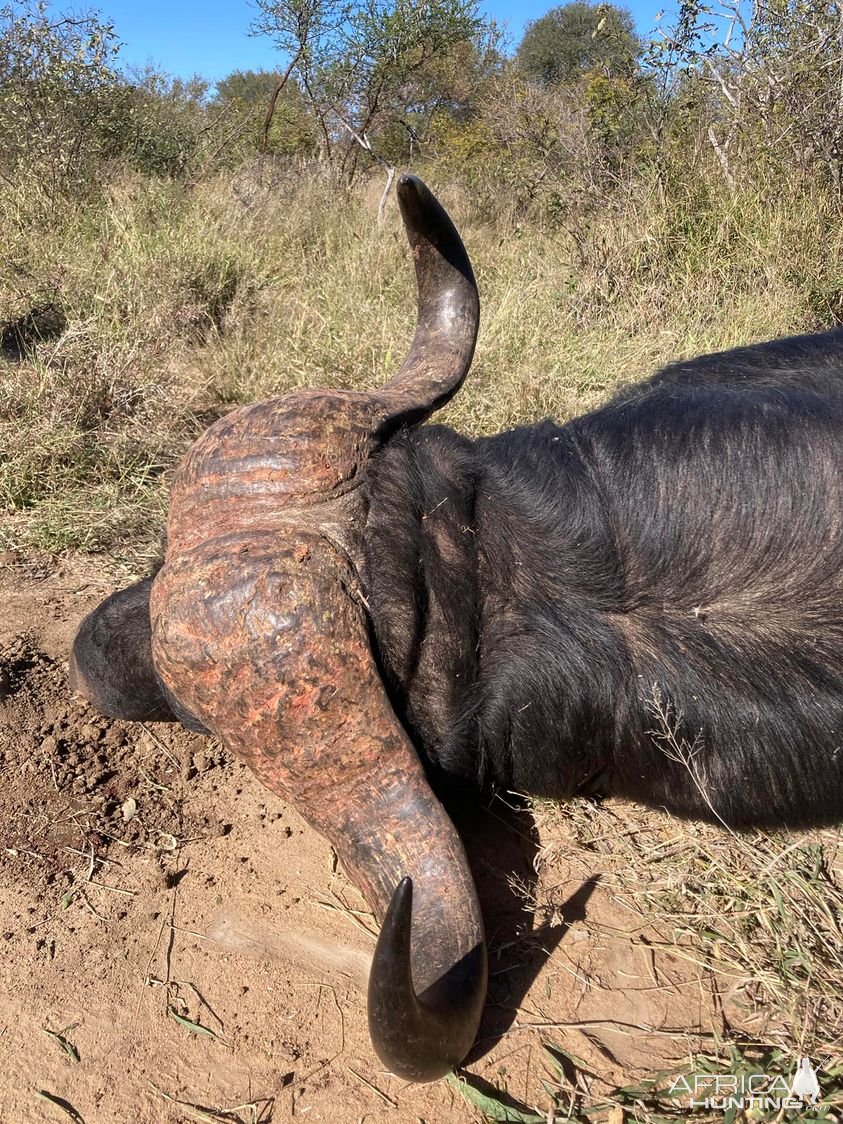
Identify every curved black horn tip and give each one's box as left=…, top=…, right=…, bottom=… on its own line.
left=396, top=173, right=427, bottom=211
left=396, top=174, right=438, bottom=236
left=395, top=174, right=476, bottom=290
left=367, top=876, right=485, bottom=1083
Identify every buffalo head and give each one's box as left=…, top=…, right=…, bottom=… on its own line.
left=70, top=176, right=487, bottom=1081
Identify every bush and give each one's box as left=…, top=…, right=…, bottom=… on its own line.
left=0, top=1, right=124, bottom=197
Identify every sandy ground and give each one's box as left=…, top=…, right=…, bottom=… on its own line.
left=0, top=554, right=723, bottom=1124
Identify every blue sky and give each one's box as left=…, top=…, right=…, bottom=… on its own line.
left=59, top=0, right=671, bottom=86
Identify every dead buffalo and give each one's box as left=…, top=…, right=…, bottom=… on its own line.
left=69, top=176, right=843, bottom=1082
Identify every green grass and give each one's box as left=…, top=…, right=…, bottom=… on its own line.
left=450, top=1037, right=843, bottom=1121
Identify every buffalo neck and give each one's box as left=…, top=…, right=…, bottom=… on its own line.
left=361, top=421, right=623, bottom=798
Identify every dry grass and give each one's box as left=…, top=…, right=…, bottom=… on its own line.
left=533, top=796, right=843, bottom=1048
left=513, top=683, right=843, bottom=1116
left=1, top=164, right=839, bottom=566
left=514, top=794, right=843, bottom=1121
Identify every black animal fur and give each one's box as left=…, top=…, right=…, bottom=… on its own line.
left=362, top=329, right=843, bottom=828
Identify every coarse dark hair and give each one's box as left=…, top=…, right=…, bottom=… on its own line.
left=363, top=329, right=843, bottom=829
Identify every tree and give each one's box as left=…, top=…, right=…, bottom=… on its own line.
left=251, top=0, right=485, bottom=181
left=213, top=68, right=317, bottom=157
left=116, top=68, right=210, bottom=178
left=215, top=69, right=282, bottom=106
left=516, top=2, right=640, bottom=86
left=643, top=0, right=843, bottom=196
left=0, top=4, right=218, bottom=190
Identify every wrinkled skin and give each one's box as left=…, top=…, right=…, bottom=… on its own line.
left=70, top=175, right=843, bottom=1081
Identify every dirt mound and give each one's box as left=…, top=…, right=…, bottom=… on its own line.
left=0, top=560, right=715, bottom=1123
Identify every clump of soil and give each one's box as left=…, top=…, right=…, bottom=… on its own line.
left=1, top=639, right=209, bottom=860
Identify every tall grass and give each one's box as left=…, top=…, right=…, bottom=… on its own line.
left=0, top=163, right=840, bottom=564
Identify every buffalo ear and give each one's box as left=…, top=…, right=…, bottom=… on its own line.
left=70, top=578, right=176, bottom=722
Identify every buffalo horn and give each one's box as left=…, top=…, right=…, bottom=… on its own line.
left=373, top=174, right=479, bottom=436
left=147, top=177, right=487, bottom=1081
left=368, top=877, right=487, bottom=1081
left=150, top=535, right=487, bottom=1082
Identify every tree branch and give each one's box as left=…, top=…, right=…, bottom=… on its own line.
left=262, top=48, right=303, bottom=154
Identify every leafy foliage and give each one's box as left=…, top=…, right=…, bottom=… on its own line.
left=212, top=68, right=318, bottom=158
left=116, top=69, right=210, bottom=178
left=0, top=0, right=123, bottom=196
left=516, top=2, right=640, bottom=85
left=251, top=0, right=485, bottom=176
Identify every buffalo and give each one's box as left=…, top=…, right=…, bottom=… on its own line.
left=69, top=176, right=843, bottom=1082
